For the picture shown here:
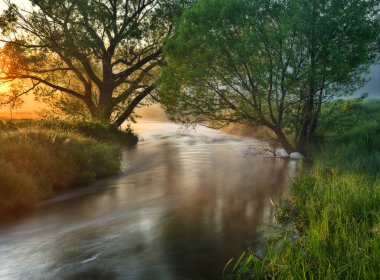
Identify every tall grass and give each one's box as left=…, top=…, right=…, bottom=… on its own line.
left=0, top=119, right=139, bottom=145
left=228, top=99, right=380, bottom=279
left=0, top=120, right=136, bottom=212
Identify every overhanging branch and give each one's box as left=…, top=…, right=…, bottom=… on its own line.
left=113, top=84, right=155, bottom=127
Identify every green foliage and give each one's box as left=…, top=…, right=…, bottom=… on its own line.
left=228, top=100, right=380, bottom=279
left=0, top=120, right=136, bottom=212
left=315, top=99, right=380, bottom=175
left=317, top=98, right=380, bottom=138
left=159, top=0, right=380, bottom=153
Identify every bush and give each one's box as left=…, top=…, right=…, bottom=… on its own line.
left=0, top=121, right=127, bottom=212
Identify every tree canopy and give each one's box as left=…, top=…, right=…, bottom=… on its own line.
left=0, top=0, right=191, bottom=126
left=159, top=0, right=380, bottom=154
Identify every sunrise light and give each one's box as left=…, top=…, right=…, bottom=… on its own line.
left=0, top=1, right=379, bottom=279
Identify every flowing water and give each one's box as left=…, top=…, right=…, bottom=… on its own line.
left=0, top=122, right=299, bottom=280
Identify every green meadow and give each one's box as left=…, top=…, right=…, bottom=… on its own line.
left=230, top=100, right=380, bottom=279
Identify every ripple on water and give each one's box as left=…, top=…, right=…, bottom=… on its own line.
left=0, top=122, right=299, bottom=280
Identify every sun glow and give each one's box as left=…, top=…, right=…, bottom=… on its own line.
left=0, top=83, right=10, bottom=93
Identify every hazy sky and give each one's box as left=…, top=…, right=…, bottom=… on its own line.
left=360, top=64, right=380, bottom=98
left=0, top=0, right=31, bottom=11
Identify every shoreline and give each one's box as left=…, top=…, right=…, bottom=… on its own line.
left=228, top=100, right=380, bottom=279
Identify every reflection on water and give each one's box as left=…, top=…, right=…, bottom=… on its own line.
left=0, top=122, right=298, bottom=280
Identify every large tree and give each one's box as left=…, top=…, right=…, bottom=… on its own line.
left=159, top=0, right=380, bottom=154
left=0, top=0, right=191, bottom=126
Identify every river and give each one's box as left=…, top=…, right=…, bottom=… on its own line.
left=0, top=122, right=298, bottom=280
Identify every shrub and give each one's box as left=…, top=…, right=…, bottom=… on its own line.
left=0, top=122, right=126, bottom=212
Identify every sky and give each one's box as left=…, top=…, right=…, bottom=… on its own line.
left=360, top=64, right=380, bottom=98
left=0, top=0, right=30, bottom=11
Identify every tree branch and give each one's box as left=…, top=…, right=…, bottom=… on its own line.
left=113, top=84, right=155, bottom=127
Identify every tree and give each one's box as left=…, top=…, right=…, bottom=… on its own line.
left=0, top=0, right=191, bottom=126
left=0, top=82, right=24, bottom=120
left=159, top=0, right=380, bottom=154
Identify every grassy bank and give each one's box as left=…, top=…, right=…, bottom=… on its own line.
left=0, top=120, right=137, bottom=213
left=229, top=100, right=380, bottom=279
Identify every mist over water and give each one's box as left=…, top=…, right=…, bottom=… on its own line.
left=0, top=122, right=299, bottom=280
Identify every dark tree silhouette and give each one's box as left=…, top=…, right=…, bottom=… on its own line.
left=0, top=0, right=191, bottom=126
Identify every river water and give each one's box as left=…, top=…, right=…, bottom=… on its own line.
left=0, top=122, right=298, bottom=280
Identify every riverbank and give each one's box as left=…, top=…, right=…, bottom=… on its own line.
left=0, top=120, right=138, bottom=214
left=0, top=121, right=291, bottom=279
left=229, top=99, right=380, bottom=279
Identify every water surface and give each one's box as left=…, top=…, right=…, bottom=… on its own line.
left=0, top=122, right=297, bottom=280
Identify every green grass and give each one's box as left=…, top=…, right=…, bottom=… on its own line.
left=0, top=120, right=137, bottom=213
left=0, top=119, right=139, bottom=146
left=227, top=99, right=380, bottom=279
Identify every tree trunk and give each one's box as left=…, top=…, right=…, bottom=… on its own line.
left=296, top=132, right=307, bottom=155
left=112, top=85, right=155, bottom=128
left=272, top=126, right=296, bottom=155
left=86, top=101, right=113, bottom=124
